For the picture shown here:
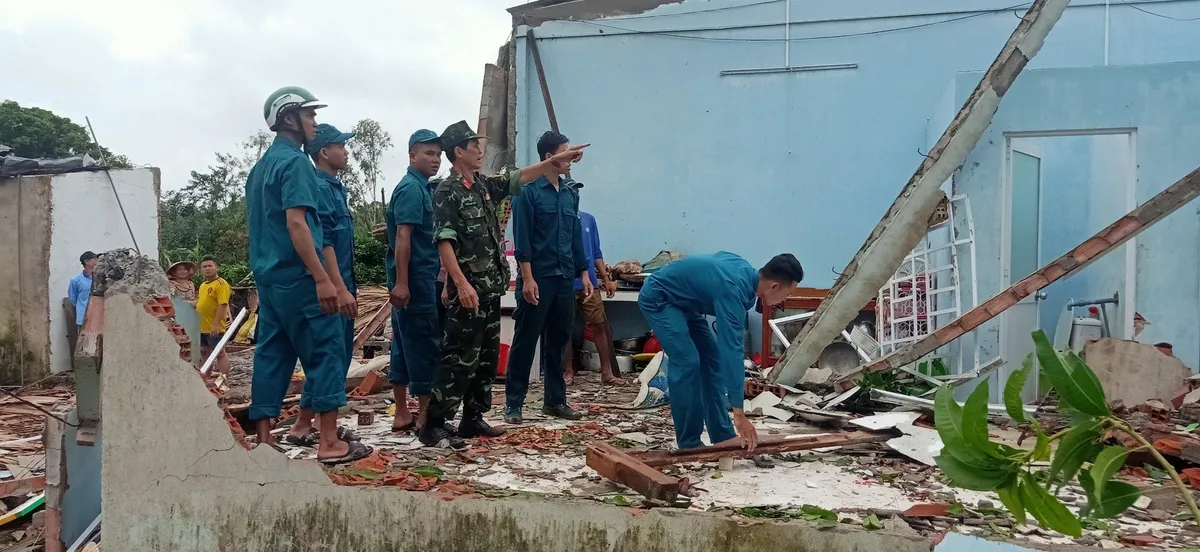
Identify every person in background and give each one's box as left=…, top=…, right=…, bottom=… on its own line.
left=166, top=260, right=198, bottom=304
left=387, top=129, right=444, bottom=434
left=504, top=131, right=592, bottom=425
left=564, top=210, right=620, bottom=386
left=245, top=86, right=368, bottom=464
left=422, top=120, right=587, bottom=450
left=196, top=257, right=233, bottom=377
left=68, top=251, right=99, bottom=331
left=233, top=289, right=259, bottom=345
left=637, top=252, right=803, bottom=452
left=284, top=123, right=361, bottom=447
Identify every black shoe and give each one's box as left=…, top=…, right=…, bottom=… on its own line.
left=542, top=404, right=583, bottom=421
left=419, top=424, right=467, bottom=451
left=458, top=417, right=506, bottom=439
left=503, top=407, right=523, bottom=424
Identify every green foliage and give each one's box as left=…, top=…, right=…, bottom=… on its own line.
left=0, top=100, right=132, bottom=167
left=354, top=231, right=388, bottom=286
left=930, top=330, right=1179, bottom=537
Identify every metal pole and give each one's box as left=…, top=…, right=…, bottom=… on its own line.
left=1104, top=0, right=1111, bottom=65
left=85, top=117, right=140, bottom=255
left=784, top=0, right=791, bottom=67
left=200, top=307, right=248, bottom=376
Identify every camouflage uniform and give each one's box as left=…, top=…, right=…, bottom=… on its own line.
left=427, top=159, right=523, bottom=426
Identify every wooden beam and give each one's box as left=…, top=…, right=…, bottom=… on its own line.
left=771, top=0, right=1070, bottom=385
left=833, top=165, right=1200, bottom=389
left=586, top=442, right=681, bottom=502
left=353, top=304, right=391, bottom=353
left=634, top=430, right=892, bottom=468
left=525, top=29, right=559, bottom=133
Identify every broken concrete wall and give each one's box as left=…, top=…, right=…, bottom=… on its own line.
left=0, top=175, right=52, bottom=385
left=100, top=295, right=932, bottom=552
left=949, top=62, right=1200, bottom=380
left=1084, top=338, right=1191, bottom=406
left=47, top=169, right=160, bottom=375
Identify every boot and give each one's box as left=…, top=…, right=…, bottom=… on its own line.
left=543, top=403, right=583, bottom=421
left=458, top=417, right=506, bottom=439
left=418, top=419, right=467, bottom=451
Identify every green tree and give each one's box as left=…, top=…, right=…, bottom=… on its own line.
left=0, top=100, right=132, bottom=167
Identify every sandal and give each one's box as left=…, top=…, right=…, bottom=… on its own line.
left=283, top=429, right=319, bottom=447
left=319, top=441, right=374, bottom=465
left=336, top=426, right=361, bottom=442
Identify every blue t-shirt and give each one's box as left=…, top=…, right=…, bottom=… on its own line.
left=68, top=271, right=92, bottom=325
left=573, top=212, right=603, bottom=291
left=245, top=137, right=326, bottom=287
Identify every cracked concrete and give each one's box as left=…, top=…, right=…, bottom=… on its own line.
left=102, top=293, right=936, bottom=551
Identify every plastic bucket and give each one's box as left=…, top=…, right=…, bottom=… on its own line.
left=498, top=343, right=510, bottom=378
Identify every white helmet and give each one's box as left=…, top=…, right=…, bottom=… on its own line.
left=263, top=86, right=326, bottom=131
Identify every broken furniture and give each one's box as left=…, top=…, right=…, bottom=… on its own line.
left=585, top=430, right=893, bottom=502
left=758, top=287, right=876, bottom=369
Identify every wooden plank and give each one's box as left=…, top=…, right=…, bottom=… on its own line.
left=634, top=430, right=892, bottom=468
left=832, top=165, right=1200, bottom=390
left=353, top=304, right=391, bottom=353
left=586, top=442, right=681, bottom=502
left=0, top=476, right=45, bottom=499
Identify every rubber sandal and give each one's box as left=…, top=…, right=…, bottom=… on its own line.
left=391, top=420, right=416, bottom=433
left=283, top=429, right=319, bottom=447
left=336, top=426, right=361, bottom=442
left=319, top=441, right=374, bottom=465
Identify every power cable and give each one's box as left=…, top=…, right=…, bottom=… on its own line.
left=534, top=2, right=1035, bottom=42
left=1117, top=0, right=1200, bottom=20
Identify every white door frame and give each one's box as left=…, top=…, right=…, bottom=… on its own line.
left=999, top=129, right=1139, bottom=361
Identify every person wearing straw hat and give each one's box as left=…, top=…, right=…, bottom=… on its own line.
left=166, top=260, right=198, bottom=304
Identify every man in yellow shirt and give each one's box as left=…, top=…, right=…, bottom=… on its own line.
left=197, top=256, right=233, bottom=376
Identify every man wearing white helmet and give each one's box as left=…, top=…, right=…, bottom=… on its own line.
left=245, top=86, right=370, bottom=464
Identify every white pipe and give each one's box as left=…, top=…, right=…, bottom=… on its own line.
left=784, top=0, right=791, bottom=67
left=200, top=307, right=248, bottom=376
left=1104, top=0, right=1110, bottom=65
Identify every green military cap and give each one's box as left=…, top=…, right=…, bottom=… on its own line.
left=408, top=129, right=440, bottom=149
left=305, top=123, right=355, bottom=156
left=439, top=120, right=486, bottom=151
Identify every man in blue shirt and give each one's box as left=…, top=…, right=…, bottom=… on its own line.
left=246, top=86, right=368, bottom=465
left=67, top=251, right=98, bottom=329
left=638, top=252, right=803, bottom=451
left=282, top=123, right=359, bottom=447
left=564, top=211, right=620, bottom=385
left=387, top=129, right=444, bottom=433
left=504, top=131, right=591, bottom=424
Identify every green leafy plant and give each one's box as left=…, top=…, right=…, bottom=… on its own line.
left=934, top=329, right=1200, bottom=536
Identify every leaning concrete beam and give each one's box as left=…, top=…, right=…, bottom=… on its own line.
left=770, top=0, right=1069, bottom=386
left=832, top=165, right=1200, bottom=390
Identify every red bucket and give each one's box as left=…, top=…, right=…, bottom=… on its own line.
left=497, top=343, right=510, bottom=378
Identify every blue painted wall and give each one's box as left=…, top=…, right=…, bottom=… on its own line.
left=949, top=62, right=1200, bottom=372
left=513, top=0, right=1200, bottom=286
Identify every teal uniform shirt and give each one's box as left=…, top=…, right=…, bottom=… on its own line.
left=315, top=168, right=356, bottom=294
left=246, top=136, right=326, bottom=286
left=643, top=251, right=758, bottom=409
left=386, top=167, right=441, bottom=290
left=511, top=176, right=587, bottom=281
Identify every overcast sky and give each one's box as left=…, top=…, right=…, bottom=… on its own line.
left=0, top=0, right=521, bottom=193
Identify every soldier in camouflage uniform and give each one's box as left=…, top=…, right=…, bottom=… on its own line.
left=422, top=120, right=588, bottom=450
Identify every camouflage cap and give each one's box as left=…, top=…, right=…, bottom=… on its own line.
left=439, top=120, right=486, bottom=151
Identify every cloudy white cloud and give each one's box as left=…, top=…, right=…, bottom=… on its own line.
left=0, top=0, right=521, bottom=192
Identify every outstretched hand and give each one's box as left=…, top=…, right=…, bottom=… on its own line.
left=550, top=143, right=590, bottom=170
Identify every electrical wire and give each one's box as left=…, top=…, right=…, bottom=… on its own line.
left=1117, top=0, right=1200, bottom=20
left=534, top=2, right=1034, bottom=42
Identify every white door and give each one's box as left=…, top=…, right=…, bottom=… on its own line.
left=1001, top=139, right=1043, bottom=402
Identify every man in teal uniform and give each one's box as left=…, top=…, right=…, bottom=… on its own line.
left=421, top=120, right=588, bottom=450
left=637, top=252, right=804, bottom=452
left=504, top=131, right=591, bottom=424
left=387, top=129, right=444, bottom=433
left=246, top=86, right=369, bottom=464
left=281, top=123, right=360, bottom=446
